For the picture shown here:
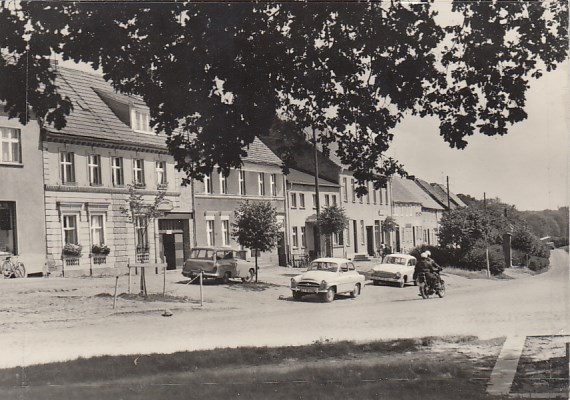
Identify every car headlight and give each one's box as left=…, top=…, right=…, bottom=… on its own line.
left=291, top=278, right=297, bottom=288
left=320, top=280, right=327, bottom=289
left=395, top=272, right=401, bottom=279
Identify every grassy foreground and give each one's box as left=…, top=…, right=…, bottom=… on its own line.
left=0, top=336, right=508, bottom=400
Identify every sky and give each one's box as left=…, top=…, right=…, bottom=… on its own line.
left=388, top=60, right=569, bottom=212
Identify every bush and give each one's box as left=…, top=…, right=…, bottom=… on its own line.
left=457, top=244, right=505, bottom=276
left=408, top=245, right=457, bottom=267
left=91, top=244, right=111, bottom=255
left=528, top=256, right=549, bottom=272
left=553, top=237, right=569, bottom=248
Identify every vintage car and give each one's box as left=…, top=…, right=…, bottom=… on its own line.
left=181, top=247, right=256, bottom=283
left=290, top=257, right=365, bottom=302
left=370, top=253, right=417, bottom=288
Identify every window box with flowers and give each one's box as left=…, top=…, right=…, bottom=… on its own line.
left=91, top=244, right=110, bottom=265
left=62, top=243, right=82, bottom=267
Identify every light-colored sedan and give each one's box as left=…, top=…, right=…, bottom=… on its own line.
left=291, top=257, right=365, bottom=302
left=370, top=253, right=418, bottom=288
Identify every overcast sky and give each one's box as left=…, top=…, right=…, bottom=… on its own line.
left=388, top=59, right=569, bottom=212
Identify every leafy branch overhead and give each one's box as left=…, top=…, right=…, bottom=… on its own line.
left=0, top=2, right=567, bottom=194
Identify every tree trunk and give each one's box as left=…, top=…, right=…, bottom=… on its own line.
left=255, top=252, right=258, bottom=283
left=140, top=268, right=147, bottom=296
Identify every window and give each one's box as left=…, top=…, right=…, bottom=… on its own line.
left=366, top=183, right=370, bottom=204
left=60, top=152, right=75, bottom=184
left=0, top=127, right=21, bottom=163
left=324, top=194, right=330, bottom=207
left=258, top=172, right=265, bottom=196
left=373, top=189, right=377, bottom=204
left=0, top=202, right=16, bottom=254
left=156, top=161, right=167, bottom=187
left=204, top=174, right=212, bottom=194
left=90, top=215, right=105, bottom=246
left=332, top=195, right=337, bottom=207
left=300, top=227, right=306, bottom=248
left=135, top=216, right=149, bottom=252
left=270, top=174, right=277, bottom=196
left=219, top=172, right=228, bottom=194
left=206, top=220, right=215, bottom=246
left=351, top=179, right=356, bottom=202
left=312, top=194, right=317, bottom=209
left=132, top=109, right=152, bottom=133
left=221, top=220, right=230, bottom=246
left=299, top=193, right=305, bottom=209
left=292, top=227, right=298, bottom=248
left=379, top=188, right=383, bottom=205
left=360, top=220, right=365, bottom=245
left=133, top=159, right=145, bottom=186
left=111, top=157, right=124, bottom=186
left=334, top=230, right=344, bottom=246
left=88, top=154, right=102, bottom=186
left=346, top=226, right=350, bottom=246
left=343, top=178, right=348, bottom=202
left=290, top=193, right=297, bottom=208
left=62, top=215, right=78, bottom=245
left=239, top=170, right=246, bottom=195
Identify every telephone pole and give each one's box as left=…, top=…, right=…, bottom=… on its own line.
left=313, top=127, right=321, bottom=257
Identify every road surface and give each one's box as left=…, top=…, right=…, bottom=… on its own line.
left=1, top=250, right=568, bottom=368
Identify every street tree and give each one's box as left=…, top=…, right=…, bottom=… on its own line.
left=0, top=2, right=567, bottom=193
left=317, top=206, right=348, bottom=257
left=120, top=185, right=166, bottom=296
left=232, top=201, right=282, bottom=283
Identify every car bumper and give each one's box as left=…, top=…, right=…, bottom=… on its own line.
left=291, top=287, right=327, bottom=294
left=370, top=276, right=402, bottom=283
left=182, top=270, right=220, bottom=279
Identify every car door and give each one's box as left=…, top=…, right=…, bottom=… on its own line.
left=338, top=262, right=354, bottom=293
left=217, top=250, right=237, bottom=277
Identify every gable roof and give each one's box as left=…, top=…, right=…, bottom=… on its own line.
left=45, top=66, right=282, bottom=166
left=431, top=183, right=467, bottom=207
left=391, top=177, right=444, bottom=210
left=415, top=178, right=464, bottom=210
left=287, top=168, right=339, bottom=187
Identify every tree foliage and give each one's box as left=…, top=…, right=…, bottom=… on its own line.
left=382, top=216, right=398, bottom=233
left=0, top=2, right=567, bottom=193
left=232, top=201, right=281, bottom=253
left=318, top=206, right=348, bottom=257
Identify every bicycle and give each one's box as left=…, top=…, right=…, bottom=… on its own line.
left=1, top=256, right=26, bottom=278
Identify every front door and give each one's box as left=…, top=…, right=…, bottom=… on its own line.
left=162, top=234, right=177, bottom=270
left=352, top=220, right=358, bottom=252
left=366, top=226, right=374, bottom=256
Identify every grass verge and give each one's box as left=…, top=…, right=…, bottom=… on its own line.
left=0, top=336, right=508, bottom=400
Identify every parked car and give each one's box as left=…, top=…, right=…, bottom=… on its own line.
left=182, top=247, right=256, bottom=283
left=370, top=253, right=417, bottom=288
left=290, top=257, right=365, bottom=302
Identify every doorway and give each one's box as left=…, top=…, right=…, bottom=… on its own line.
left=162, top=234, right=176, bottom=270
left=366, top=226, right=374, bottom=256
left=352, top=220, right=358, bottom=253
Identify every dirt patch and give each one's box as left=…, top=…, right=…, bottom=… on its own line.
left=511, top=335, right=569, bottom=395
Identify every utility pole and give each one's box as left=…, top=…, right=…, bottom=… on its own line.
left=313, top=127, right=321, bottom=258
left=484, top=192, right=490, bottom=278
left=446, top=176, right=451, bottom=211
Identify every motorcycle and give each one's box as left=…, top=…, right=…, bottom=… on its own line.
left=417, top=270, right=445, bottom=299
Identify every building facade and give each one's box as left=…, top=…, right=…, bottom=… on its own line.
left=0, top=113, right=47, bottom=273
left=42, top=67, right=193, bottom=277
left=192, top=138, right=287, bottom=266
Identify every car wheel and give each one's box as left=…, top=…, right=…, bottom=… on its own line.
left=222, top=271, right=231, bottom=284
left=350, top=283, right=361, bottom=298
left=241, top=268, right=255, bottom=283
left=322, top=287, right=335, bottom=303
left=292, top=291, right=303, bottom=301
left=437, top=282, right=446, bottom=298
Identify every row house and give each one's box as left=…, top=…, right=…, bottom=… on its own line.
left=192, top=137, right=287, bottom=267
left=415, top=178, right=466, bottom=210
left=0, top=112, right=47, bottom=272
left=391, top=177, right=444, bottom=253
left=286, top=169, right=340, bottom=261
left=42, top=67, right=193, bottom=277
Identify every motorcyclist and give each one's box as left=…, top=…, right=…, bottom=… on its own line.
left=414, top=251, right=438, bottom=289
left=424, top=251, right=443, bottom=288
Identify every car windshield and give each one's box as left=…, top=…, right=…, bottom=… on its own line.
left=190, top=249, right=214, bottom=260
left=308, top=262, right=339, bottom=272
left=384, top=256, right=407, bottom=265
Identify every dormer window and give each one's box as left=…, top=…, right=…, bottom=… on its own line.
left=131, top=108, right=152, bottom=134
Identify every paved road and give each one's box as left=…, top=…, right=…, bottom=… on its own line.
left=1, top=250, right=568, bottom=368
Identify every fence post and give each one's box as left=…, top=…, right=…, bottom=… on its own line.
left=113, top=275, right=119, bottom=309
left=163, top=265, right=166, bottom=296
left=199, top=271, right=203, bottom=307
